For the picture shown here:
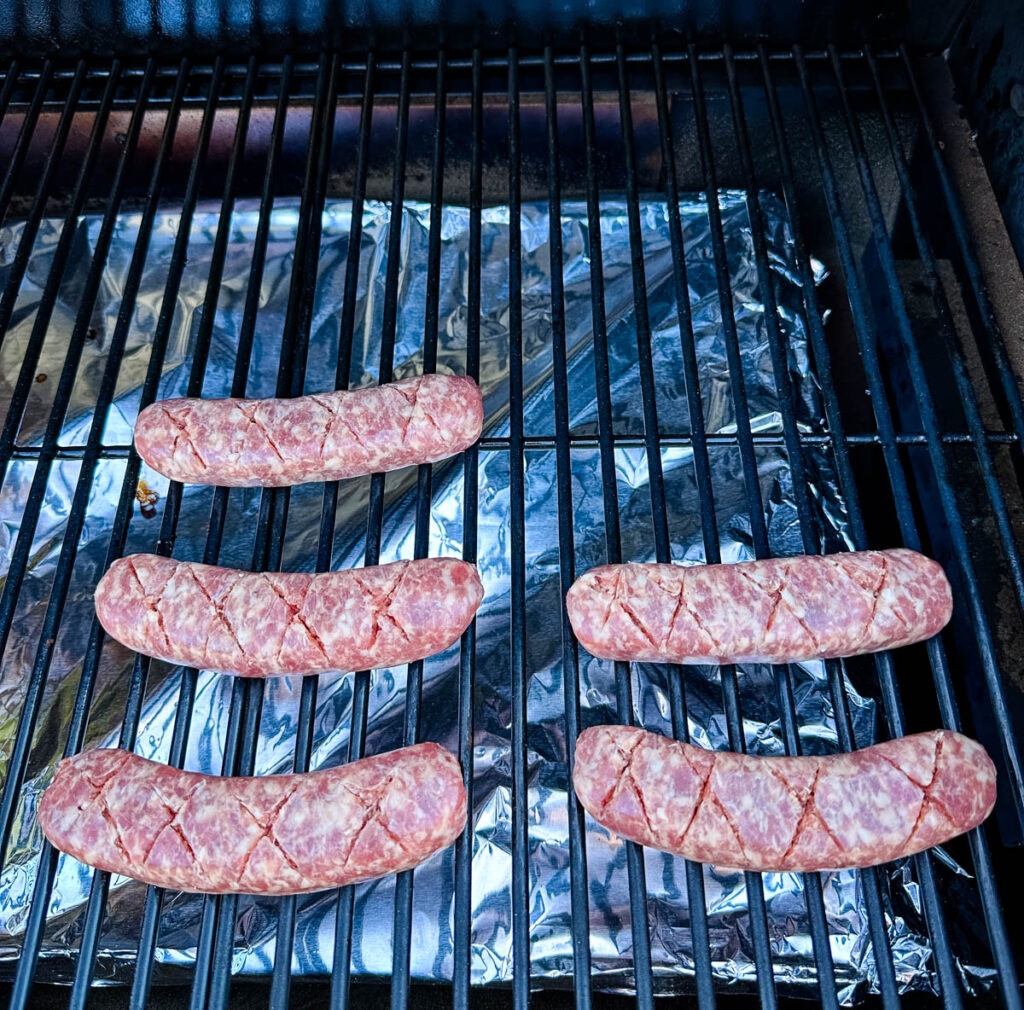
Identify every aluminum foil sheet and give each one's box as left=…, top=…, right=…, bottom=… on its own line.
left=0, top=193, right=994, bottom=1001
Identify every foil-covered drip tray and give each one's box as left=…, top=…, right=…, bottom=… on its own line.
left=0, top=193, right=996, bottom=1001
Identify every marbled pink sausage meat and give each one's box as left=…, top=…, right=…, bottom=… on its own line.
left=39, top=745, right=466, bottom=895
left=573, top=726, right=996, bottom=872
left=95, top=554, right=484, bottom=677
left=134, top=373, right=484, bottom=487
left=566, top=549, right=951, bottom=665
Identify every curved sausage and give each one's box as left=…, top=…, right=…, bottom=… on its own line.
left=573, top=726, right=996, bottom=872
left=134, top=374, right=484, bottom=487
left=95, top=554, right=484, bottom=677
left=566, top=549, right=951, bottom=665
left=39, top=745, right=466, bottom=895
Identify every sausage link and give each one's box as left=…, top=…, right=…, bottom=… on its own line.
left=573, top=726, right=996, bottom=872
left=566, top=549, right=951, bottom=665
left=39, top=745, right=466, bottom=895
left=95, top=554, right=484, bottom=677
left=134, top=374, right=484, bottom=487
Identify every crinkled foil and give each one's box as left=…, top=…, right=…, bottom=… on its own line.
left=0, top=194, right=994, bottom=1001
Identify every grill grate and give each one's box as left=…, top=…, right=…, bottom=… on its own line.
left=0, top=42, right=1023, bottom=1010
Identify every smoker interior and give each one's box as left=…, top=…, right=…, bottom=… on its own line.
left=0, top=38, right=1023, bottom=1010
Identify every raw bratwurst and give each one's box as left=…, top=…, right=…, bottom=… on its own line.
left=95, top=554, right=484, bottom=677
left=573, top=725, right=996, bottom=872
left=134, top=373, right=484, bottom=487
left=39, top=745, right=466, bottom=894
left=566, top=549, right=951, bottom=665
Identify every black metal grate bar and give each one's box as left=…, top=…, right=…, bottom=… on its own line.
left=327, top=53, right=375, bottom=1010
left=543, top=43, right=595, bottom=1010
left=505, top=45, right=534, bottom=1010
left=7, top=430, right=1021, bottom=461
left=133, top=49, right=323, bottom=1010
left=449, top=43, right=486, bottom=1010
left=454, top=43, right=484, bottom=1010
left=3, top=430, right=1020, bottom=464
left=729, top=43, right=991, bottom=1003
left=0, top=42, right=1023, bottom=1010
